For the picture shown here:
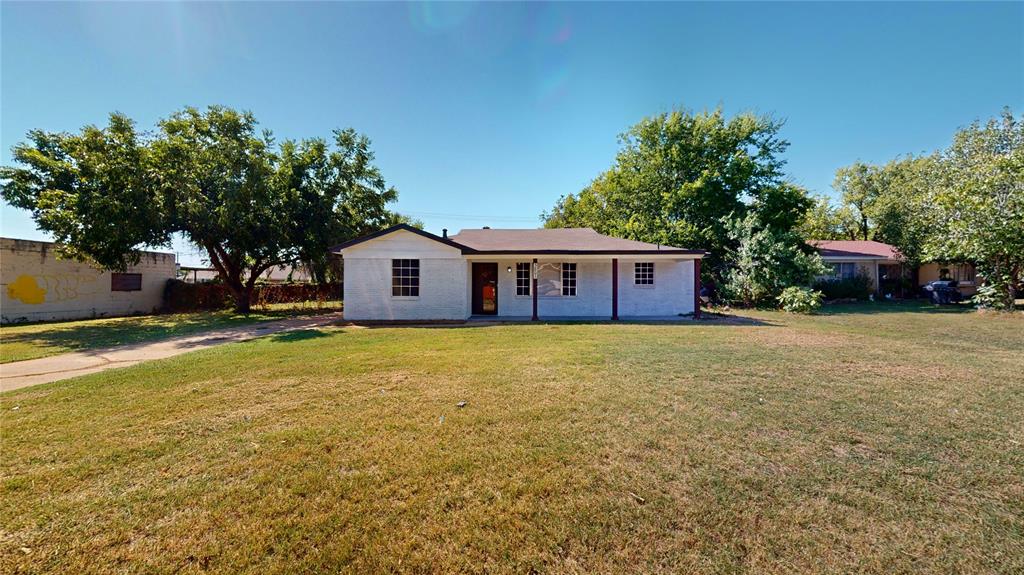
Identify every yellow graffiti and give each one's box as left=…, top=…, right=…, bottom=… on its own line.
left=7, top=275, right=47, bottom=304
left=5, top=273, right=99, bottom=305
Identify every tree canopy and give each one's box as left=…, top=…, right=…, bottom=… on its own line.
left=1, top=106, right=402, bottom=311
left=924, top=109, right=1023, bottom=309
left=543, top=107, right=811, bottom=279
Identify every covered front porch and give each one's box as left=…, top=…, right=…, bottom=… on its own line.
left=467, top=315, right=696, bottom=323
left=464, top=254, right=701, bottom=321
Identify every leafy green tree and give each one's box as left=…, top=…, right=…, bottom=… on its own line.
left=543, top=107, right=801, bottom=280
left=750, top=182, right=814, bottom=233
left=868, top=156, right=937, bottom=269
left=721, top=212, right=830, bottom=307
left=2, top=106, right=401, bottom=312
left=1, top=114, right=168, bottom=268
left=797, top=195, right=859, bottom=240
left=924, top=108, right=1023, bottom=310
left=833, top=161, right=886, bottom=240
left=270, top=128, right=399, bottom=283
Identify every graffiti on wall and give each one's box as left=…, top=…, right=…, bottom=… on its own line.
left=6, top=273, right=99, bottom=305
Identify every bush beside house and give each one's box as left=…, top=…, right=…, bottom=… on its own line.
left=812, top=273, right=875, bottom=301
left=163, top=280, right=341, bottom=312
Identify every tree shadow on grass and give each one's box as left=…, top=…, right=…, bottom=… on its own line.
left=350, top=314, right=778, bottom=329
left=268, top=329, right=333, bottom=343
left=0, top=308, right=342, bottom=363
left=1, top=314, right=247, bottom=359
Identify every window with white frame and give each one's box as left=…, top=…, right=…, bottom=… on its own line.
left=634, top=262, right=654, bottom=285
left=561, top=262, right=577, bottom=296
left=391, top=259, right=419, bottom=296
left=516, top=262, right=531, bottom=296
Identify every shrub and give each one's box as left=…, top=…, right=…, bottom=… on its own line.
left=812, top=273, right=874, bottom=300
left=720, top=213, right=830, bottom=307
left=163, top=279, right=342, bottom=312
left=777, top=286, right=823, bottom=314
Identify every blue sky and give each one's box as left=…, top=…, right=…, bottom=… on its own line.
left=2, top=1, right=1021, bottom=266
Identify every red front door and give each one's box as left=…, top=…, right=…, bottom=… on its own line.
left=472, top=263, right=498, bottom=315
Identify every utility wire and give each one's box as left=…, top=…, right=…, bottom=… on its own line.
left=401, top=210, right=543, bottom=222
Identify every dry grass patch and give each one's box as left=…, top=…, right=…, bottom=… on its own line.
left=1, top=303, right=1022, bottom=573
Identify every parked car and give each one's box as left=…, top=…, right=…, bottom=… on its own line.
left=922, top=280, right=962, bottom=304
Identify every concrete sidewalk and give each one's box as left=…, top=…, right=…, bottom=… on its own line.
left=0, top=312, right=344, bottom=393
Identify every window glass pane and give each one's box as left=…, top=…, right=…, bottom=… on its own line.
left=634, top=262, right=654, bottom=285
left=111, top=273, right=142, bottom=291
left=391, top=259, right=420, bottom=296
left=537, top=263, right=561, bottom=296
left=516, top=262, right=531, bottom=296
left=561, top=262, right=577, bottom=296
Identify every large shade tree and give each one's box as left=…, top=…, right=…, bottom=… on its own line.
left=925, top=109, right=1023, bottom=310
left=797, top=195, right=860, bottom=241
left=867, top=156, right=937, bottom=270
left=832, top=162, right=886, bottom=241
left=543, top=107, right=811, bottom=280
left=1, top=106, right=401, bottom=312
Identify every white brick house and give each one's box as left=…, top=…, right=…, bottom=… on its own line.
left=333, top=225, right=705, bottom=321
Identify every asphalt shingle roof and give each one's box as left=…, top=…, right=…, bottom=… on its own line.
left=331, top=224, right=705, bottom=255
left=449, top=228, right=697, bottom=253
left=809, top=240, right=902, bottom=260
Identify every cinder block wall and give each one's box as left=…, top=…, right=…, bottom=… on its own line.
left=1, top=238, right=176, bottom=324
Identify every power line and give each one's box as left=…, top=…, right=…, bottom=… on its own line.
left=402, top=210, right=543, bottom=222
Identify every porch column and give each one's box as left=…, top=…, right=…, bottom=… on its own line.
left=693, top=258, right=702, bottom=319
left=532, top=258, right=539, bottom=321
left=611, top=258, right=619, bottom=320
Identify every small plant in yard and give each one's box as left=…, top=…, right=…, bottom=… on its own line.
left=777, top=286, right=823, bottom=313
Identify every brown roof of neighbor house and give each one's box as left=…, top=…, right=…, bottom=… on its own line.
left=330, top=224, right=705, bottom=255
left=809, top=240, right=902, bottom=260
left=448, top=227, right=703, bottom=254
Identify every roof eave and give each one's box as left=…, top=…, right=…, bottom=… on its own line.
left=463, top=249, right=706, bottom=256
left=328, top=223, right=474, bottom=254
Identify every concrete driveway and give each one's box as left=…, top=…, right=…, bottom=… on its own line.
left=0, top=312, right=344, bottom=393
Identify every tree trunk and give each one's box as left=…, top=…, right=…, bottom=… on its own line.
left=203, top=241, right=255, bottom=314
left=233, top=287, right=253, bottom=314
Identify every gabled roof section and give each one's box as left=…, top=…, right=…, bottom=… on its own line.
left=809, top=240, right=902, bottom=260
left=448, top=228, right=704, bottom=255
left=329, top=224, right=473, bottom=254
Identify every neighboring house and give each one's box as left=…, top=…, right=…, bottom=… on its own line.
left=259, top=263, right=313, bottom=283
left=809, top=239, right=978, bottom=298
left=178, top=264, right=313, bottom=284
left=332, top=224, right=705, bottom=321
left=809, top=240, right=903, bottom=296
left=1, top=237, right=176, bottom=324
left=917, top=261, right=978, bottom=297
left=179, top=266, right=219, bottom=283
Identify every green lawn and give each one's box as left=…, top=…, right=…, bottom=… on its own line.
left=1, top=302, right=1022, bottom=573
left=0, top=301, right=341, bottom=364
